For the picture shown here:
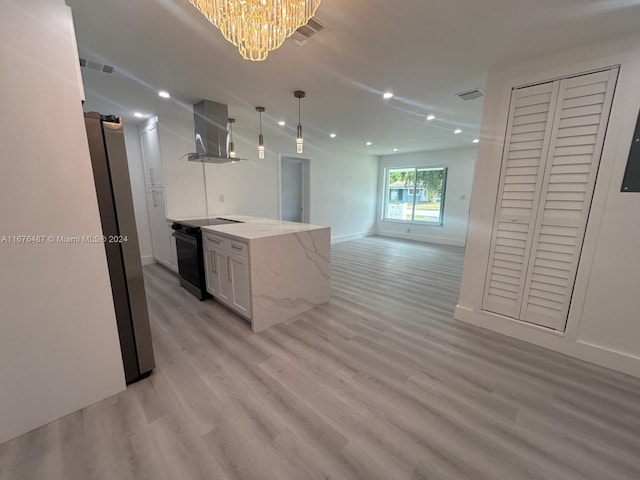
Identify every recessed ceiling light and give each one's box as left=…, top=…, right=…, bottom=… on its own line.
left=393, top=148, right=399, bottom=152
left=366, top=141, right=372, bottom=146
left=383, top=92, right=394, bottom=100
left=426, top=115, right=436, bottom=121
left=454, top=129, right=462, bottom=134
left=158, top=90, right=170, bottom=99
left=278, top=120, right=286, bottom=126
left=473, top=138, right=480, bottom=144
left=330, top=133, right=337, bottom=138
left=134, top=112, right=145, bottom=118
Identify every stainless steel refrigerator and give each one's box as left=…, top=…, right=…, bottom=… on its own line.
left=84, top=112, right=155, bottom=384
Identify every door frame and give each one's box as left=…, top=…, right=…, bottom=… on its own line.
left=278, top=154, right=310, bottom=223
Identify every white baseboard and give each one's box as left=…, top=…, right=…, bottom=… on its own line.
left=141, top=255, right=155, bottom=266
left=455, top=305, right=640, bottom=379
left=376, top=229, right=466, bottom=247
left=331, top=230, right=374, bottom=244
left=153, top=256, right=179, bottom=274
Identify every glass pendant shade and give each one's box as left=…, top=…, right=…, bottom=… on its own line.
left=258, top=134, right=265, bottom=159
left=188, top=0, right=322, bottom=61
left=294, top=90, right=305, bottom=154
left=256, top=106, right=265, bottom=159
left=228, top=118, right=236, bottom=158
left=296, top=124, right=304, bottom=153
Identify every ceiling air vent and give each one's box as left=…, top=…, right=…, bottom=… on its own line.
left=79, top=57, right=115, bottom=75
left=293, top=17, right=325, bottom=45
left=456, top=89, right=484, bottom=101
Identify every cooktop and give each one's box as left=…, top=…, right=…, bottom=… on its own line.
left=174, top=217, right=243, bottom=228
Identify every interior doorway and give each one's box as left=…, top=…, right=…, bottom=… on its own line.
left=280, top=156, right=310, bottom=223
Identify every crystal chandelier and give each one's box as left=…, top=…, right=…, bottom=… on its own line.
left=188, top=0, right=323, bottom=61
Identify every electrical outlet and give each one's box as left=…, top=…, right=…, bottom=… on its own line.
left=219, top=194, right=225, bottom=202
left=406, top=227, right=411, bottom=233
left=460, top=194, right=466, bottom=200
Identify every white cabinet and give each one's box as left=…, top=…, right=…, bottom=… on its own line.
left=227, top=253, right=251, bottom=316
left=201, top=222, right=330, bottom=332
left=140, top=121, right=163, bottom=187
left=483, top=68, right=618, bottom=331
left=169, top=232, right=178, bottom=271
left=146, top=188, right=174, bottom=270
left=140, top=118, right=176, bottom=271
left=203, top=232, right=251, bottom=320
left=203, top=235, right=224, bottom=298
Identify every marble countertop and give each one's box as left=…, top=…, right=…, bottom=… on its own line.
left=195, top=215, right=329, bottom=241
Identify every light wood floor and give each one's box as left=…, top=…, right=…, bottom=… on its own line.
left=2, top=236, right=640, bottom=479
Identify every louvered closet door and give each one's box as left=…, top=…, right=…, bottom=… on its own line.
left=482, top=81, right=560, bottom=318
left=519, top=68, right=618, bottom=330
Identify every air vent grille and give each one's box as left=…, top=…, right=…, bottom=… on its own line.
left=293, top=17, right=325, bottom=45
left=456, top=89, right=484, bottom=101
left=79, top=57, right=115, bottom=75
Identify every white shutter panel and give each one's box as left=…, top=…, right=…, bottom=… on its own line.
left=482, top=81, right=560, bottom=318
left=520, top=68, right=618, bottom=330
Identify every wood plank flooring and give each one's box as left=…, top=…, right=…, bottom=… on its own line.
left=2, top=236, right=640, bottom=479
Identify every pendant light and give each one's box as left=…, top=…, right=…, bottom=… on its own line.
left=294, top=90, right=305, bottom=153
left=256, top=106, right=265, bottom=159
left=228, top=118, right=236, bottom=159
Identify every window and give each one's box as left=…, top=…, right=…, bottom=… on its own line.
left=383, top=167, right=447, bottom=224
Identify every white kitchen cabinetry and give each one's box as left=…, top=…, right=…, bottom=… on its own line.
left=203, top=235, right=227, bottom=301
left=169, top=233, right=178, bottom=271
left=146, top=188, right=174, bottom=270
left=139, top=118, right=176, bottom=271
left=140, top=120, right=163, bottom=187
left=227, top=253, right=251, bottom=316
left=201, top=217, right=330, bottom=332
left=483, top=68, right=618, bottom=331
left=203, top=232, right=251, bottom=319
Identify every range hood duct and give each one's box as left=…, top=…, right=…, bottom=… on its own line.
left=187, top=100, right=246, bottom=163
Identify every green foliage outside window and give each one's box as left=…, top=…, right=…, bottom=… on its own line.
left=384, top=167, right=447, bottom=224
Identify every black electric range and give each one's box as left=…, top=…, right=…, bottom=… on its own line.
left=171, top=217, right=243, bottom=300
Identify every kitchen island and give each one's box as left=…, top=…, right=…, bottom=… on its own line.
left=200, top=215, right=330, bottom=332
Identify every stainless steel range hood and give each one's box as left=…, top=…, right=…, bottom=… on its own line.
left=187, top=100, right=246, bottom=163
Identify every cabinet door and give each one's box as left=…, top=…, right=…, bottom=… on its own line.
left=520, top=68, right=618, bottom=330
left=216, top=250, right=232, bottom=305
left=203, top=244, right=220, bottom=296
left=229, top=253, right=251, bottom=318
left=140, top=122, right=163, bottom=187
left=146, top=188, right=172, bottom=268
left=169, top=231, right=178, bottom=272
left=482, top=81, right=559, bottom=318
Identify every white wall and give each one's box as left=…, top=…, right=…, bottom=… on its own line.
left=154, top=105, right=210, bottom=220
left=0, top=0, right=125, bottom=444
left=123, top=124, right=154, bottom=265
left=153, top=103, right=379, bottom=243
left=376, top=147, right=476, bottom=246
left=456, top=33, right=640, bottom=378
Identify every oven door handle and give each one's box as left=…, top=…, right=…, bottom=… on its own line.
left=172, top=232, right=197, bottom=246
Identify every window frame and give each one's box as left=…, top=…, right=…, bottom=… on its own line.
left=382, top=166, right=448, bottom=226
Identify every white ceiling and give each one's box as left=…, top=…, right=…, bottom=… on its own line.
left=68, top=0, right=640, bottom=155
